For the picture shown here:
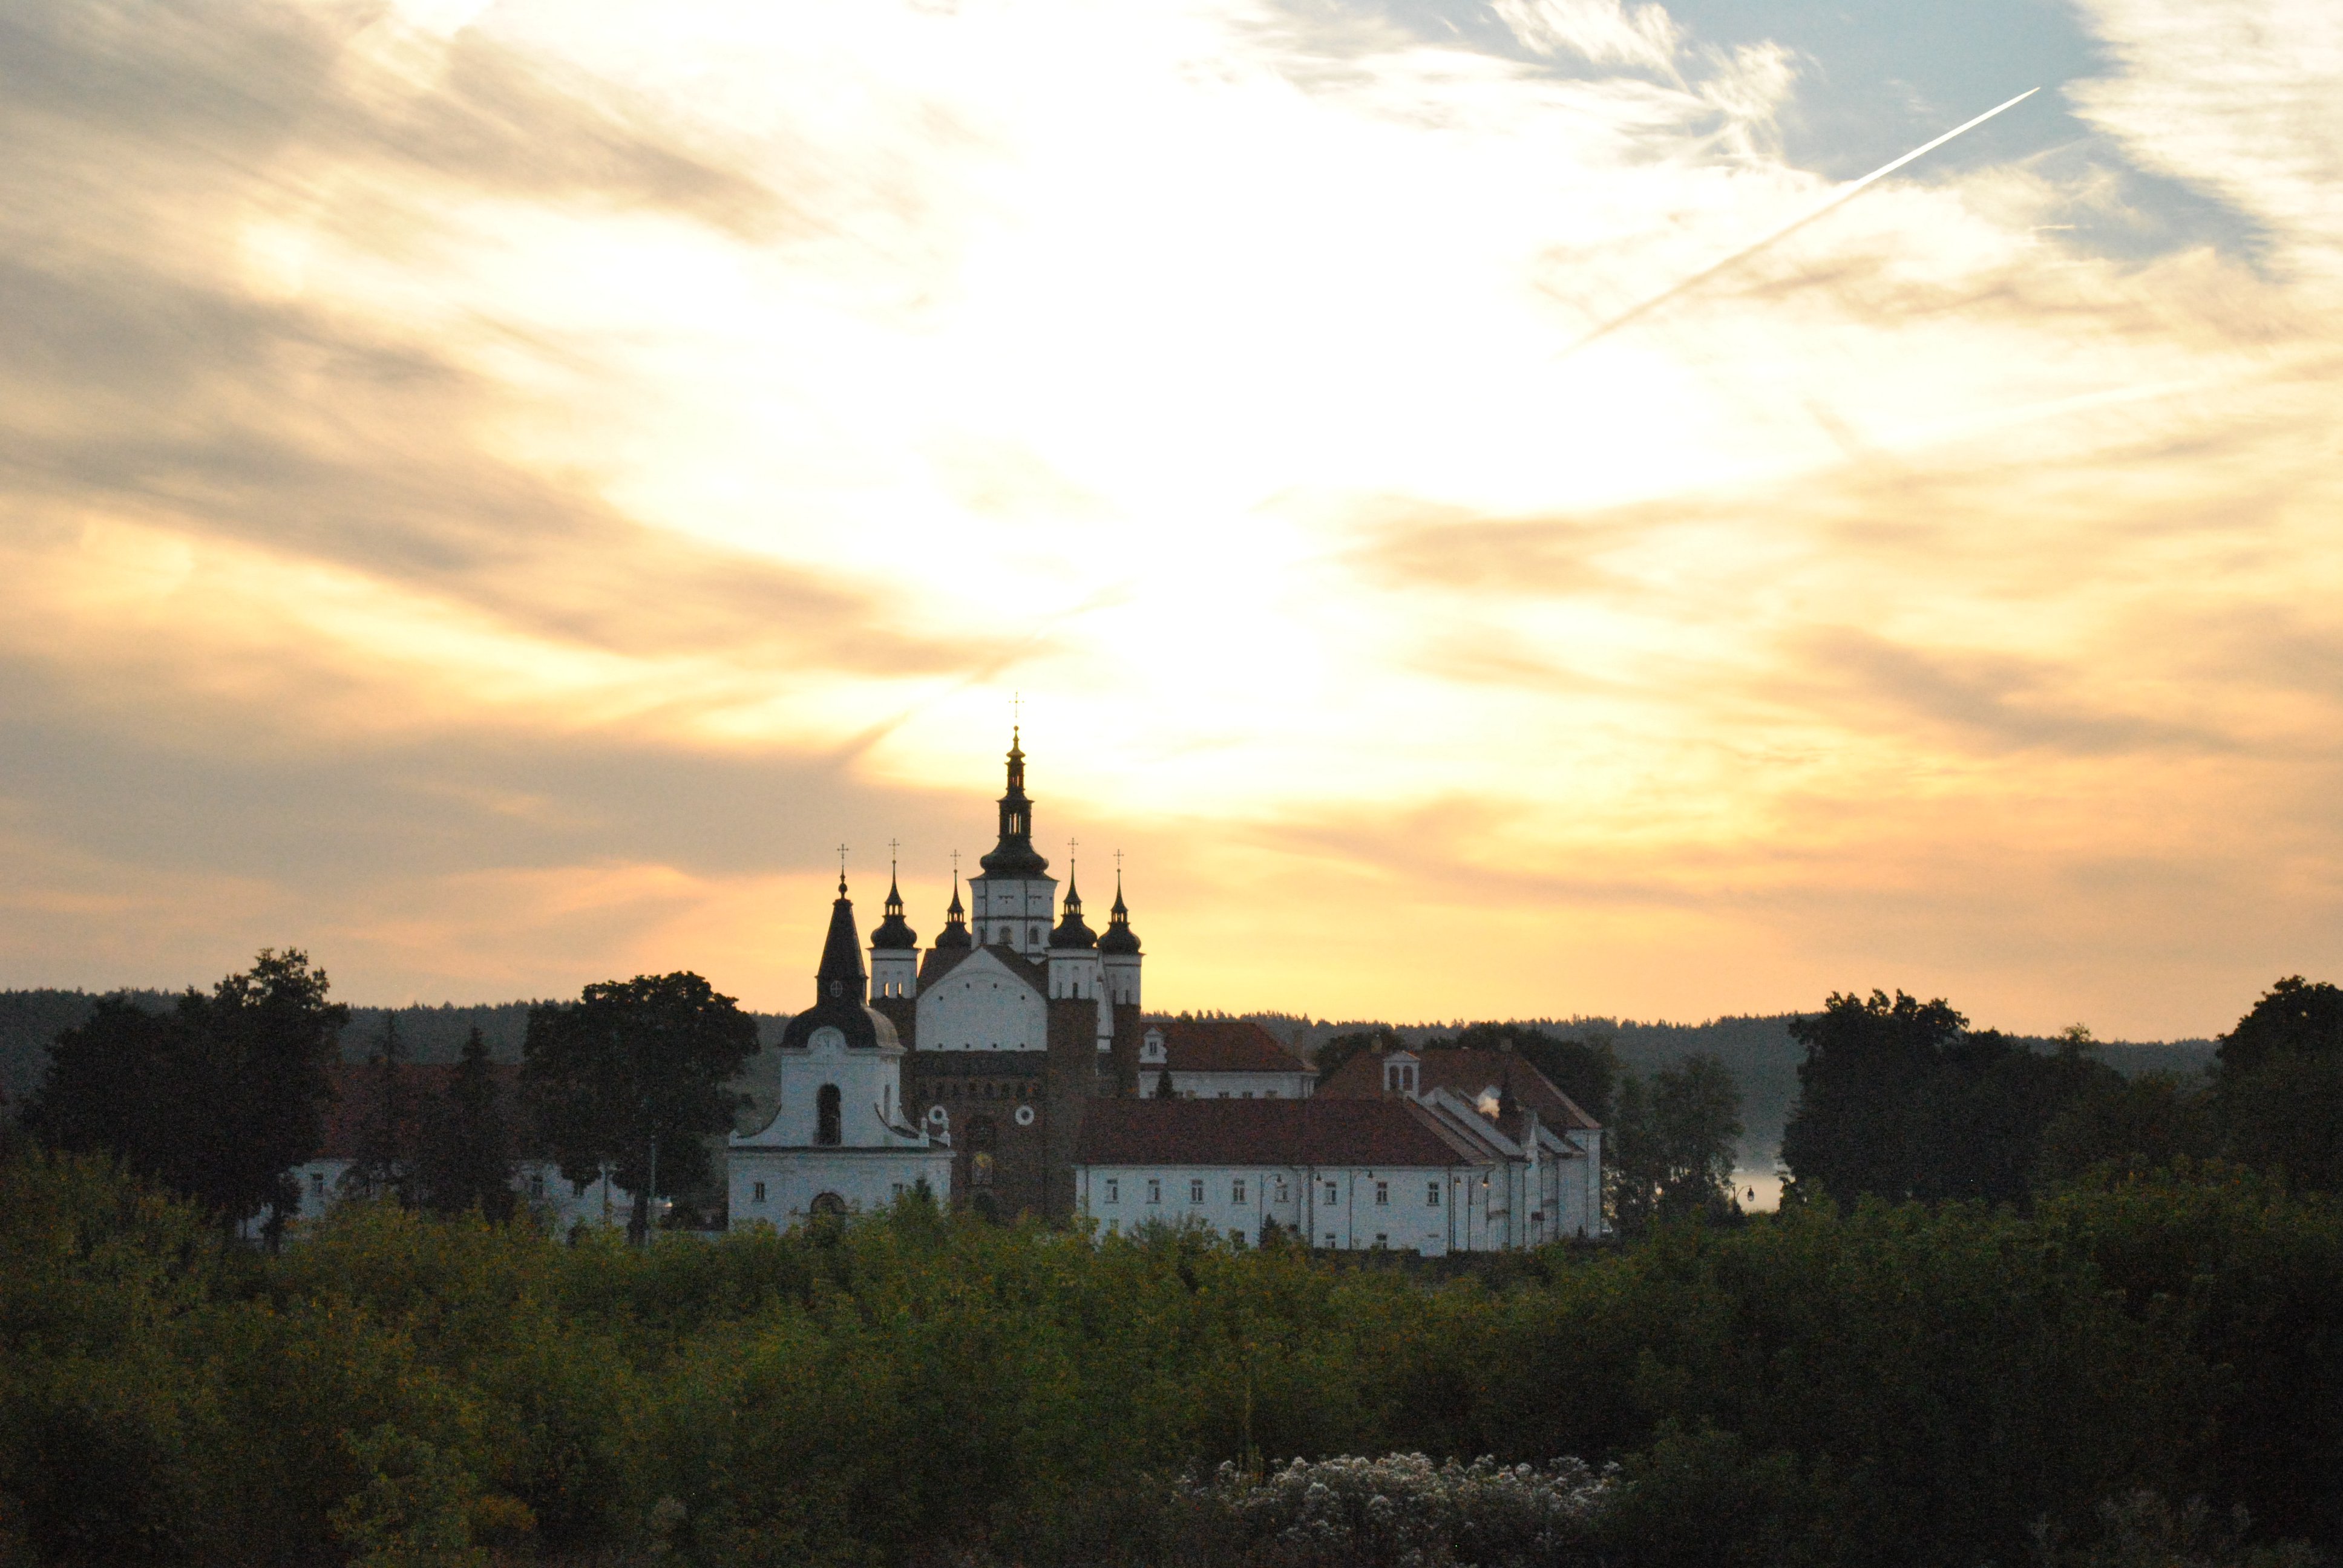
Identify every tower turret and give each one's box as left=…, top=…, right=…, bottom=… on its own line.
left=1047, top=869, right=1099, bottom=1000
left=933, top=870, right=972, bottom=952
left=869, top=857, right=920, bottom=1001
left=1098, top=868, right=1142, bottom=1008
left=968, top=726, right=1057, bottom=957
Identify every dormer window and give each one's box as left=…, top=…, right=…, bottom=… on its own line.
left=1141, top=1030, right=1166, bottom=1064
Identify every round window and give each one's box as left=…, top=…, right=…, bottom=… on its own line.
left=926, top=1105, right=947, bottom=1124
left=1014, top=1104, right=1036, bottom=1127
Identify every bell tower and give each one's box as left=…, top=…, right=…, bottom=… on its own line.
left=967, top=727, right=1058, bottom=958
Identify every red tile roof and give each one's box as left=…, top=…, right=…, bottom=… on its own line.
left=1144, top=1018, right=1317, bottom=1075
left=1073, top=1097, right=1486, bottom=1169
left=315, top=1062, right=526, bottom=1160
left=1316, top=1047, right=1600, bottom=1130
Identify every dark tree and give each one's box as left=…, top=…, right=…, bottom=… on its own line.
left=1781, top=991, right=2119, bottom=1207
left=23, top=950, right=347, bottom=1237
left=2214, top=978, right=2343, bottom=1191
left=522, top=972, right=755, bottom=1242
left=2216, top=975, right=2343, bottom=1077
left=1312, top=1025, right=1404, bottom=1081
left=340, top=1013, right=415, bottom=1206
left=419, top=1028, right=515, bottom=1223
left=1782, top=990, right=1953, bottom=1204
left=2035, top=1068, right=2217, bottom=1185
left=1606, top=1052, right=1744, bottom=1233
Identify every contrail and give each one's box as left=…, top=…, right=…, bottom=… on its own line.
left=1559, top=87, right=2040, bottom=358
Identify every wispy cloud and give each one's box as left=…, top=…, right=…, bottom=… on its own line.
left=0, top=0, right=2335, bottom=1037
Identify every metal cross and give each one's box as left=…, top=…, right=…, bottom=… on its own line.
left=1012, top=691, right=1021, bottom=727
left=1066, top=834, right=1078, bottom=872
left=949, top=848, right=961, bottom=878
left=888, top=837, right=900, bottom=874
left=837, top=842, right=849, bottom=877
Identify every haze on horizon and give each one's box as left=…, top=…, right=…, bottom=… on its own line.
left=1, top=0, right=2336, bottom=1039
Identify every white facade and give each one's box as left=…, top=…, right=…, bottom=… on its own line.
left=1078, top=1161, right=1466, bottom=1253
left=728, top=1016, right=953, bottom=1229
left=914, top=947, right=1049, bottom=1051
left=871, top=946, right=918, bottom=999
left=969, top=872, right=1057, bottom=956
left=1137, top=1027, right=1317, bottom=1100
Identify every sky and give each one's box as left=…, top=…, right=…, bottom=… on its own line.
left=1, top=0, right=2337, bottom=1038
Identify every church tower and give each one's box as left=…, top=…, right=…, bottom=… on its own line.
left=870, top=864, right=919, bottom=1001
left=1098, top=871, right=1145, bottom=1096
left=968, top=728, right=1057, bottom=958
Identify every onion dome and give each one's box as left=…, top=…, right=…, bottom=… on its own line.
left=933, top=871, right=973, bottom=951
left=1098, top=871, right=1141, bottom=955
left=870, top=869, right=918, bottom=950
left=977, top=727, right=1051, bottom=878
left=1049, top=874, right=1097, bottom=949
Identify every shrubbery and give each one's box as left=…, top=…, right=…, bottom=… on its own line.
left=0, top=1151, right=2335, bottom=1568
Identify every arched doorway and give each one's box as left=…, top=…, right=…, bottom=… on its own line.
left=809, top=1191, right=847, bottom=1217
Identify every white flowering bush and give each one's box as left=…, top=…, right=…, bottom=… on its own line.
left=1164, top=1452, right=1615, bottom=1568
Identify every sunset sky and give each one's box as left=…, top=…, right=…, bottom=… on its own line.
left=2, top=0, right=2336, bottom=1037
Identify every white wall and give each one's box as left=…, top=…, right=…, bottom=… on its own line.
left=969, top=874, right=1056, bottom=955
left=755, top=1025, right=908, bottom=1146
left=916, top=949, right=1049, bottom=1051
left=729, top=1146, right=952, bottom=1230
left=1156, top=1070, right=1315, bottom=1100
left=1075, top=1161, right=1469, bottom=1255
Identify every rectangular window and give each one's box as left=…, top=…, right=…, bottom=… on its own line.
left=1375, top=1181, right=1389, bottom=1206
left=1374, top=1233, right=1388, bottom=1247
left=1232, top=1178, right=1247, bottom=1203
left=1230, top=1229, right=1245, bottom=1246
left=1105, top=1178, right=1119, bottom=1205
left=1147, top=1179, right=1161, bottom=1204
left=1324, top=1181, right=1339, bottom=1204
left=529, top=1172, right=546, bottom=1201
left=1189, top=1178, right=1205, bottom=1204
left=891, top=1183, right=906, bottom=1200
left=1427, top=1181, right=1441, bottom=1206
left=753, top=1181, right=767, bottom=1204
left=1274, top=1179, right=1289, bottom=1203
left=1324, top=1232, right=1338, bottom=1247
left=310, top=1171, right=326, bottom=1197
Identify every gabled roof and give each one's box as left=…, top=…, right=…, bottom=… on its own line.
left=1316, top=1046, right=1601, bottom=1130
left=1073, top=1097, right=1489, bottom=1169
left=917, top=941, right=1048, bottom=996
left=1143, top=1018, right=1317, bottom=1076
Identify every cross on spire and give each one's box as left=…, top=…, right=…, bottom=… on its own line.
left=836, top=841, right=849, bottom=895
left=888, top=837, right=900, bottom=874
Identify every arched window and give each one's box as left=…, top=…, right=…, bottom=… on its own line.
left=816, top=1084, right=842, bottom=1146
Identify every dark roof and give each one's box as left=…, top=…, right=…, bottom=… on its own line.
left=870, top=873, right=918, bottom=951
left=1049, top=878, right=1096, bottom=949
left=1099, top=876, right=1140, bottom=955
left=934, top=879, right=973, bottom=951
left=917, top=941, right=1047, bottom=996
left=1316, top=1047, right=1600, bottom=1130
left=782, top=887, right=891, bottom=1050
left=1145, top=1018, right=1316, bottom=1075
left=1074, top=1097, right=1487, bottom=1168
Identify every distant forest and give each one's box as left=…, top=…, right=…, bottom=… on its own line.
left=2, top=988, right=2215, bottom=1171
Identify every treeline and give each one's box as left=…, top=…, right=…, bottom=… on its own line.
left=2, top=1154, right=2335, bottom=1567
